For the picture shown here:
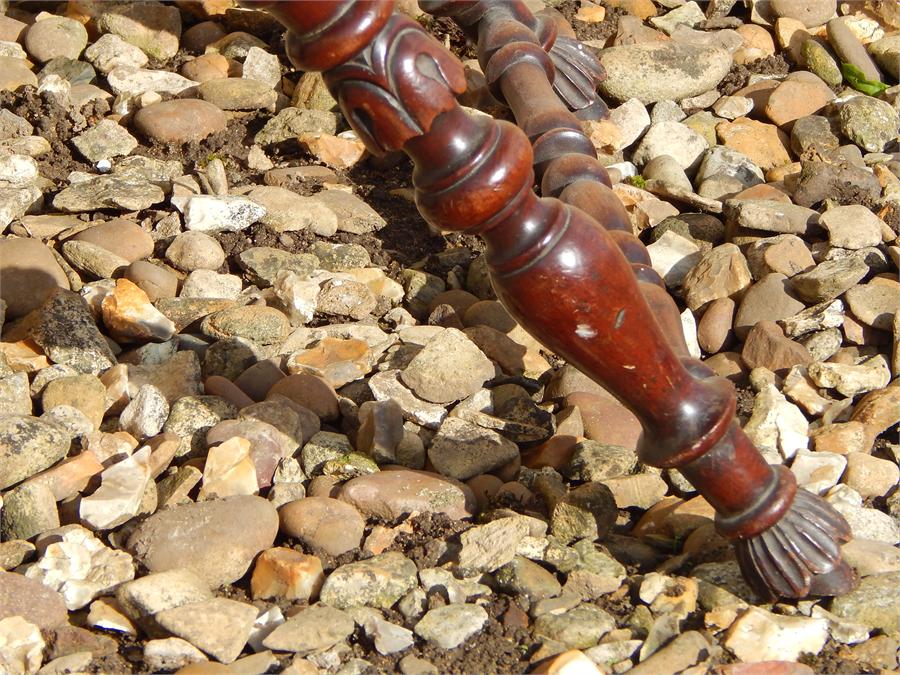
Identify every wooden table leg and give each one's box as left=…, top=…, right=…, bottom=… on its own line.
left=241, top=0, right=855, bottom=600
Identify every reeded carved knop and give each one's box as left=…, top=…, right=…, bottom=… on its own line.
left=734, top=488, right=855, bottom=600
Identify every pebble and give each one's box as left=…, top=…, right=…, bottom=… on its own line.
left=745, top=234, right=814, bottom=279
left=0, top=616, right=44, bottom=674
left=62, top=240, right=130, bottom=279
left=155, top=598, right=258, bottom=664
left=165, top=231, right=226, bottom=273
left=764, top=78, right=834, bottom=127
left=126, top=495, right=278, bottom=587
left=53, top=176, right=164, bottom=213
left=102, top=278, right=177, bottom=343
left=838, top=95, right=900, bottom=153
left=533, top=604, right=616, bottom=650
left=25, top=525, right=134, bottom=610
left=598, top=43, right=731, bottom=104
left=71, top=119, right=138, bottom=163
left=198, top=78, right=277, bottom=111
left=458, top=517, right=530, bottom=575
left=315, top=189, right=387, bottom=234
left=143, top=638, right=207, bottom=672
left=801, top=40, right=842, bottom=88
left=319, top=551, right=417, bottom=609
left=96, top=3, right=178, bottom=60
left=0, top=570, right=68, bottom=629
left=791, top=450, right=847, bottom=493
left=843, top=453, right=899, bottom=498
left=24, top=16, right=88, bottom=63
left=133, top=99, right=227, bottom=144
left=250, top=547, right=324, bottom=602
left=30, top=290, right=117, bottom=373
left=830, top=571, right=900, bottom=635
left=826, top=18, right=882, bottom=83
left=428, top=416, right=519, bottom=481
left=79, top=446, right=153, bottom=530
left=0, top=415, right=72, bottom=490
left=0, top=237, right=70, bottom=318
left=181, top=195, right=266, bottom=233
left=771, top=0, right=836, bottom=27
left=181, top=53, right=229, bottom=82
left=279, top=496, right=365, bottom=557
left=808, top=355, right=891, bottom=397
left=791, top=256, right=869, bottom=303
left=262, top=604, right=354, bottom=653
left=246, top=186, right=338, bottom=236
left=716, top=118, right=792, bottom=171
left=339, top=468, right=475, bottom=520
left=844, top=278, right=900, bottom=331
left=734, top=273, right=806, bottom=340
left=682, top=243, right=752, bottom=311
left=201, top=305, right=289, bottom=345
left=400, top=328, right=494, bottom=404
left=71, top=220, right=154, bottom=263
left=414, top=604, right=488, bottom=650
left=84, top=33, right=148, bottom=74
left=0, top=56, right=37, bottom=91
left=724, top=606, right=828, bottom=663
left=742, top=321, right=812, bottom=377
left=632, top=121, right=709, bottom=172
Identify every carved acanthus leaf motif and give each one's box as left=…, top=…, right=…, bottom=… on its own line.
left=324, top=15, right=467, bottom=155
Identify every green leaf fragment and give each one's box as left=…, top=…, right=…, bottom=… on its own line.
left=841, top=62, right=890, bottom=96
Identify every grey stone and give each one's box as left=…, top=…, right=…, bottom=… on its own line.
left=262, top=604, right=354, bottom=653
left=53, top=177, right=164, bottom=212
left=791, top=256, right=869, bottom=303
left=414, top=604, right=489, bottom=650
left=533, top=604, right=616, bottom=649
left=427, top=417, right=519, bottom=481
left=126, top=496, right=278, bottom=588
left=319, top=552, right=418, bottom=609
left=71, top=119, right=137, bottom=163
left=155, top=598, right=258, bottom=664
left=598, top=43, right=732, bottom=104
left=0, top=415, right=71, bottom=490
left=838, top=95, right=900, bottom=153
left=831, top=572, right=900, bottom=635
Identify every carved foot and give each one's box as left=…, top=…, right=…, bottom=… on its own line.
left=732, top=488, right=855, bottom=600
left=546, top=35, right=608, bottom=119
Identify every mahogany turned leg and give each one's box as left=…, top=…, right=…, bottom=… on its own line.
left=243, top=0, right=855, bottom=600
left=422, top=0, right=691, bottom=356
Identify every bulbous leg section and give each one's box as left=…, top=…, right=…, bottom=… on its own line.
left=733, top=489, right=855, bottom=600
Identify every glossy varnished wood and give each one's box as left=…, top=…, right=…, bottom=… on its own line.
left=240, top=0, right=855, bottom=600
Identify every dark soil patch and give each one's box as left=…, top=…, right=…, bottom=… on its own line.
left=419, top=14, right=478, bottom=61
left=718, top=55, right=790, bottom=95
left=0, top=88, right=95, bottom=186
left=798, top=639, right=863, bottom=675
left=556, top=0, right=624, bottom=45
left=360, top=596, right=535, bottom=675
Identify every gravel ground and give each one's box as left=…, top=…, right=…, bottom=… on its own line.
left=0, top=1, right=899, bottom=674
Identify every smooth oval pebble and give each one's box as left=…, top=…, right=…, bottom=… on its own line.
left=24, top=16, right=88, bottom=62
left=598, top=43, right=732, bottom=104
left=133, top=99, right=227, bottom=144
left=338, top=468, right=477, bottom=520
left=71, top=219, right=154, bottom=263
left=0, top=237, right=71, bottom=318
left=279, top=496, right=366, bottom=557
left=125, top=495, right=278, bottom=588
